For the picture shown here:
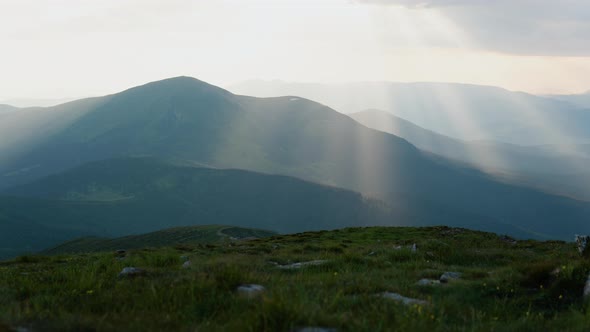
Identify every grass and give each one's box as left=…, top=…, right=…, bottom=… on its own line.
left=43, top=225, right=277, bottom=255
left=1, top=226, right=589, bottom=331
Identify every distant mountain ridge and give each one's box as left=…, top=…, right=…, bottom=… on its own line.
left=1, top=77, right=589, bottom=250
left=351, top=109, right=590, bottom=201
left=230, top=80, right=590, bottom=145
left=0, top=104, right=18, bottom=114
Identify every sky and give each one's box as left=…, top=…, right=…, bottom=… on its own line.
left=1, top=0, right=590, bottom=100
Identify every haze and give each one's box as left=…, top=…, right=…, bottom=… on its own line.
left=2, top=0, right=590, bottom=102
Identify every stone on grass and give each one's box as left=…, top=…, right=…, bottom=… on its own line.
left=575, top=235, right=590, bottom=257
left=440, top=272, right=462, bottom=283
left=417, top=278, right=440, bottom=286
left=182, top=260, right=192, bottom=269
left=118, top=267, right=146, bottom=278
left=237, top=284, right=265, bottom=298
left=380, top=292, right=428, bottom=306
left=276, top=260, right=329, bottom=270
left=292, top=327, right=337, bottom=332
left=499, top=235, right=517, bottom=245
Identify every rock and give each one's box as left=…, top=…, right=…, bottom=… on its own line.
left=550, top=267, right=561, bottom=277
left=115, top=249, right=127, bottom=260
left=411, top=243, right=417, bottom=253
left=499, top=235, right=517, bottom=245
left=237, top=284, right=265, bottom=298
left=292, top=327, right=337, bottom=332
left=584, top=272, right=590, bottom=299
left=440, top=272, right=462, bottom=283
left=380, top=292, right=428, bottom=306
left=182, top=260, right=192, bottom=269
left=575, top=235, right=590, bottom=257
left=276, top=260, right=329, bottom=270
left=417, top=278, right=440, bottom=286
left=393, top=245, right=402, bottom=250
left=118, top=267, right=146, bottom=278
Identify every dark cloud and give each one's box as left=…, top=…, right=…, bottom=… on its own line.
left=355, top=0, right=590, bottom=56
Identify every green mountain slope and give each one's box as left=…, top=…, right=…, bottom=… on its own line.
left=44, top=225, right=277, bottom=255
left=1, top=77, right=589, bottom=243
left=0, top=157, right=400, bottom=258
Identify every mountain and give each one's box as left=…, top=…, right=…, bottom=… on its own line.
left=351, top=109, right=590, bottom=200
left=0, top=157, right=402, bottom=258
left=0, top=97, right=80, bottom=108
left=230, top=80, right=590, bottom=145
left=0, top=104, right=18, bottom=114
left=548, top=92, right=590, bottom=109
left=43, top=225, right=277, bottom=255
left=1, top=77, right=589, bottom=245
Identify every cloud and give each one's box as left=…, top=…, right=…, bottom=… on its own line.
left=354, top=0, right=590, bottom=56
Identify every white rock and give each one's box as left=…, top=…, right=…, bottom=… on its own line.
left=118, top=267, right=145, bottom=277
left=440, top=272, right=462, bottom=283
left=293, top=327, right=337, bottom=332
left=276, top=260, right=329, bottom=270
left=182, top=260, right=192, bottom=269
left=380, top=292, right=428, bottom=306
left=237, top=284, right=265, bottom=298
left=417, top=278, right=441, bottom=286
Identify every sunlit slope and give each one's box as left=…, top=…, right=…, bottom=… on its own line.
left=1, top=77, right=589, bottom=241
left=351, top=109, right=590, bottom=200
left=231, top=80, right=590, bottom=145
left=43, top=225, right=277, bottom=255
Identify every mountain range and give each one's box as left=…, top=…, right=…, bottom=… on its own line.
left=1, top=76, right=589, bottom=258
left=351, top=109, right=590, bottom=201
left=231, top=81, right=590, bottom=145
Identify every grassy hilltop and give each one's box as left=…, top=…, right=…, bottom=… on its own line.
left=1, top=226, right=590, bottom=331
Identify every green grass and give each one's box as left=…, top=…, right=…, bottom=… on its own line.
left=1, top=226, right=590, bottom=331
left=43, top=225, right=277, bottom=255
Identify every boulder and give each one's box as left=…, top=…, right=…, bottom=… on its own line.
left=118, top=267, right=146, bottom=278
left=276, top=260, right=328, bottom=270
left=440, top=272, right=462, bottom=283
left=417, top=278, right=440, bottom=286
left=237, top=284, right=265, bottom=298
left=380, top=292, right=428, bottom=306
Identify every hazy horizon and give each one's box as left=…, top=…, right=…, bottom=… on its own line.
left=2, top=0, right=590, bottom=101
left=5, top=77, right=590, bottom=108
